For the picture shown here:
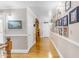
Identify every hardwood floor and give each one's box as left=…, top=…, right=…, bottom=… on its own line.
left=1, top=38, right=59, bottom=58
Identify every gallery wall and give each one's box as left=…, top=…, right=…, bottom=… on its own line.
left=50, top=1, right=79, bottom=58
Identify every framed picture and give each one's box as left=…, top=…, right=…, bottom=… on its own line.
left=59, top=18, right=62, bottom=26
left=65, top=1, right=71, bottom=11
left=8, top=20, right=22, bottom=29
left=63, top=27, right=69, bottom=37
left=59, top=28, right=62, bottom=35
left=58, top=19, right=60, bottom=26
left=69, top=6, right=79, bottom=24
left=62, top=15, right=68, bottom=26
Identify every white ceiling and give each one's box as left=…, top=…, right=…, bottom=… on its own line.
left=0, top=1, right=63, bottom=20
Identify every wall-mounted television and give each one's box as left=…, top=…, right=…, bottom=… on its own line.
left=8, top=20, right=22, bottom=29
left=69, top=6, right=79, bottom=24
left=62, top=15, right=68, bottom=26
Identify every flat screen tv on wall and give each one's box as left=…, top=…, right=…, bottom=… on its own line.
left=62, top=15, right=68, bottom=26
left=8, top=20, right=22, bottom=29
left=69, top=6, right=79, bottom=24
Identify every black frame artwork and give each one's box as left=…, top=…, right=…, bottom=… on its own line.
left=8, top=20, right=22, bottom=29
left=57, top=20, right=60, bottom=26
left=62, top=15, right=68, bottom=26
left=55, top=20, right=58, bottom=26
left=69, top=6, right=79, bottom=24
left=59, top=18, right=62, bottom=26
left=65, top=1, right=71, bottom=12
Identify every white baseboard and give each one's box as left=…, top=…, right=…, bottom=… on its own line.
left=27, top=41, right=36, bottom=52
left=51, top=32, right=79, bottom=47
left=11, top=49, right=29, bottom=53
left=50, top=38, right=63, bottom=58
left=40, top=35, right=50, bottom=38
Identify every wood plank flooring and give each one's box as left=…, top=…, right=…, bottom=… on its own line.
left=0, top=38, right=59, bottom=58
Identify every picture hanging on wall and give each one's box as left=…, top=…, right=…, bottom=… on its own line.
left=59, top=18, right=62, bottom=26
left=57, top=20, right=60, bottom=26
left=55, top=20, right=58, bottom=26
left=62, top=15, right=68, bottom=26
left=63, top=27, right=69, bottom=37
left=58, top=19, right=60, bottom=26
left=69, top=6, right=79, bottom=24
left=65, top=1, right=71, bottom=12
left=59, top=28, right=62, bottom=35
left=8, top=20, right=22, bottom=29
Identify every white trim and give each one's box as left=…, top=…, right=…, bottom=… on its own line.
left=41, top=37, right=50, bottom=38
left=5, top=34, right=27, bottom=36
left=52, top=32, right=79, bottom=47
left=62, top=37, right=79, bottom=47
left=27, top=41, right=36, bottom=52
left=49, top=38, right=63, bottom=58
left=11, top=49, right=29, bottom=53
left=40, top=36, right=50, bottom=38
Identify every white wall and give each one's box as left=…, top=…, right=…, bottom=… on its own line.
left=40, top=18, right=51, bottom=37
left=69, top=23, right=79, bottom=44
left=50, top=33, right=79, bottom=58
left=6, top=9, right=27, bottom=35
left=41, top=23, right=50, bottom=37
left=0, top=14, right=4, bottom=43
left=50, top=1, right=79, bottom=58
left=1, top=8, right=36, bottom=53
left=4, top=9, right=28, bottom=53
left=26, top=7, right=36, bottom=50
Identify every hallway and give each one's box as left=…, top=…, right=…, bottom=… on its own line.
left=0, top=1, right=79, bottom=58
left=10, top=38, right=59, bottom=58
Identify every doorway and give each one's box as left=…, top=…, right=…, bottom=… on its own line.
left=35, top=18, right=40, bottom=42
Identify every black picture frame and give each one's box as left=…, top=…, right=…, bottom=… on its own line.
left=62, top=15, right=68, bottom=26
left=57, top=20, right=59, bottom=26
left=65, top=1, right=71, bottom=12
left=8, top=20, right=22, bottom=29
left=55, top=20, right=57, bottom=26
left=59, top=18, right=62, bottom=26
left=69, top=6, right=79, bottom=24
